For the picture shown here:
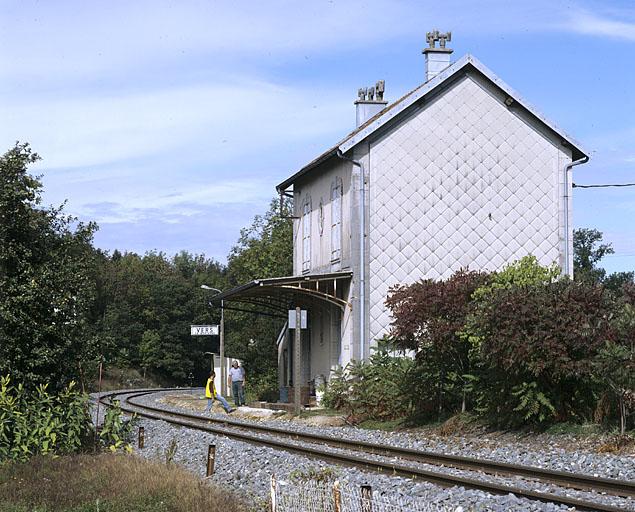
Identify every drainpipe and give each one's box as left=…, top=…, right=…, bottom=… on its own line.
left=563, top=155, right=589, bottom=276
left=336, top=149, right=366, bottom=361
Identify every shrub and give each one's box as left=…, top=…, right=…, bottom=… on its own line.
left=469, top=280, right=614, bottom=427
left=99, top=400, right=134, bottom=453
left=321, top=348, right=413, bottom=422
left=0, top=376, right=92, bottom=462
left=386, top=269, right=489, bottom=417
left=320, top=366, right=348, bottom=410
left=244, top=367, right=278, bottom=403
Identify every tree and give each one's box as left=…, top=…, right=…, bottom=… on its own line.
left=0, top=143, right=98, bottom=390
left=224, top=197, right=293, bottom=400
left=573, top=228, right=614, bottom=284
left=95, top=250, right=225, bottom=383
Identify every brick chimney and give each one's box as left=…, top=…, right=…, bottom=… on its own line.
left=422, top=30, right=453, bottom=82
left=354, top=80, right=387, bottom=128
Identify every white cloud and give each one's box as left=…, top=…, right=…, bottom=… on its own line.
left=2, top=78, right=349, bottom=170
left=0, top=0, right=417, bottom=82
left=75, top=177, right=271, bottom=224
left=566, top=9, right=635, bottom=41
left=0, top=0, right=592, bottom=86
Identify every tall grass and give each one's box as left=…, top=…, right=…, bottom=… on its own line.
left=0, top=453, right=250, bottom=512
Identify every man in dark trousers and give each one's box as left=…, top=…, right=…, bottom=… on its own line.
left=228, top=360, right=246, bottom=407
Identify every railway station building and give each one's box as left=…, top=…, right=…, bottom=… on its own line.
left=213, top=33, right=589, bottom=405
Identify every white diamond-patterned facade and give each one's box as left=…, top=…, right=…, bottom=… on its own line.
left=368, top=72, right=573, bottom=343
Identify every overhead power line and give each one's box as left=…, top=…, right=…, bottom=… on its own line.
left=573, top=182, right=635, bottom=188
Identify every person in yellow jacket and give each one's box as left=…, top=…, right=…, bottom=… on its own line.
left=205, top=371, right=234, bottom=414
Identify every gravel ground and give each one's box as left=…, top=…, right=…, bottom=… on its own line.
left=114, top=390, right=635, bottom=511
left=147, top=390, right=635, bottom=480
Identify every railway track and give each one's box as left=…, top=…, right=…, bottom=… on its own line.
left=100, top=389, right=635, bottom=512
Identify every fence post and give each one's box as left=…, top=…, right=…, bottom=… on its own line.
left=270, top=474, right=277, bottom=512
left=333, top=480, right=341, bottom=512
left=138, top=426, right=145, bottom=449
left=361, top=485, right=372, bottom=512
left=206, top=444, right=216, bottom=477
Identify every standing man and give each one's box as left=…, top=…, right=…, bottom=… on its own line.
left=228, top=360, right=246, bottom=407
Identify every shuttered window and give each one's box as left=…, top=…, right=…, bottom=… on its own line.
left=331, top=179, right=342, bottom=261
left=302, top=198, right=311, bottom=272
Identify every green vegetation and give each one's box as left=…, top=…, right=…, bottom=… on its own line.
left=326, top=254, right=634, bottom=433
left=0, top=376, right=91, bottom=463
left=0, top=454, right=249, bottom=512
left=322, top=345, right=413, bottom=422
left=99, top=400, right=134, bottom=453
left=1, top=143, right=292, bottom=398
left=2, top=141, right=632, bottom=441
left=0, top=144, right=98, bottom=392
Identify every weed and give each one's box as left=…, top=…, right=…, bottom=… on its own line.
left=0, top=453, right=250, bottom=511
left=164, top=437, right=178, bottom=465
left=289, top=466, right=338, bottom=484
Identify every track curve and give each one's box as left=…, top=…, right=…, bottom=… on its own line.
left=100, top=388, right=635, bottom=512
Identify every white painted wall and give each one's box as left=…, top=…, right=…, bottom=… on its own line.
left=292, top=159, right=353, bottom=274
left=367, top=73, right=572, bottom=343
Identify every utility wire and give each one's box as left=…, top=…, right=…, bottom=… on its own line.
left=573, top=182, right=635, bottom=188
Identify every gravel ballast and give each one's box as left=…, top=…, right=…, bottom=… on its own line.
left=100, top=390, right=635, bottom=511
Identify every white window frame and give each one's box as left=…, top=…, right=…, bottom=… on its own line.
left=331, top=178, right=342, bottom=261
left=302, top=197, right=311, bottom=272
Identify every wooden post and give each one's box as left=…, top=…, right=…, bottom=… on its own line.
left=361, top=485, right=372, bottom=512
left=93, top=359, right=103, bottom=449
left=333, top=480, right=341, bottom=512
left=138, top=426, right=145, bottom=449
left=270, top=474, right=277, bottom=512
left=294, top=306, right=302, bottom=414
left=206, top=444, right=216, bottom=477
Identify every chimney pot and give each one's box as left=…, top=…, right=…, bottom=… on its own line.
left=354, top=80, right=388, bottom=128
left=423, top=30, right=453, bottom=81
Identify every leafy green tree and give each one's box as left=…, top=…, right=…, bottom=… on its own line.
left=603, top=271, right=635, bottom=294
left=95, top=251, right=225, bottom=383
left=0, top=143, right=98, bottom=390
left=226, top=197, right=293, bottom=284
left=224, top=198, right=293, bottom=399
left=573, top=228, right=613, bottom=284
left=573, top=228, right=634, bottom=293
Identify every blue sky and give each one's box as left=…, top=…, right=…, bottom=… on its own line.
left=1, top=0, right=634, bottom=272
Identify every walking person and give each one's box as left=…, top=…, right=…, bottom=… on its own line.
left=228, top=360, right=246, bottom=407
left=205, top=371, right=234, bottom=414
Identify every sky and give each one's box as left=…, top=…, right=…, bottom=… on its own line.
left=1, top=0, right=634, bottom=273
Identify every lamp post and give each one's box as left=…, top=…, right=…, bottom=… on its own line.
left=201, top=285, right=226, bottom=395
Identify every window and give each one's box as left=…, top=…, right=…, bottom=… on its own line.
left=318, top=200, right=324, bottom=236
left=302, top=197, right=311, bottom=272
left=331, top=178, right=342, bottom=260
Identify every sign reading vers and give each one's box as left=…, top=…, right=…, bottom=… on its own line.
left=190, top=325, right=219, bottom=336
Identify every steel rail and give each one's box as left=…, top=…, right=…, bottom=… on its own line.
left=121, top=390, right=635, bottom=499
left=101, top=389, right=634, bottom=512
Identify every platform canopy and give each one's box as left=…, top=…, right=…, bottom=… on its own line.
left=210, top=271, right=352, bottom=318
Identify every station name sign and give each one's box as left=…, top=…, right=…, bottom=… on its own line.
left=190, top=325, right=219, bottom=336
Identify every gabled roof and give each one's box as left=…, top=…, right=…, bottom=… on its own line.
left=277, top=54, right=588, bottom=192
